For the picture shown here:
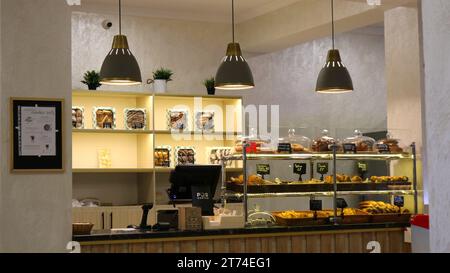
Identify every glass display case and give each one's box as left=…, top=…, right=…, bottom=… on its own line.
left=342, top=129, right=376, bottom=152
left=221, top=131, right=419, bottom=227
left=311, top=129, right=337, bottom=152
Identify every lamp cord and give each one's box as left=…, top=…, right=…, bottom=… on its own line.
left=232, top=0, right=235, bottom=43
left=331, top=0, right=335, bottom=49
left=119, top=0, right=122, bottom=35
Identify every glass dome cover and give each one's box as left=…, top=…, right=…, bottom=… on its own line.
left=233, top=128, right=272, bottom=154
left=279, top=129, right=311, bottom=153
left=375, top=132, right=403, bottom=153
left=343, top=129, right=375, bottom=152
left=312, top=129, right=336, bottom=152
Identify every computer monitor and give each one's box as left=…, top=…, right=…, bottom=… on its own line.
left=167, top=165, right=222, bottom=215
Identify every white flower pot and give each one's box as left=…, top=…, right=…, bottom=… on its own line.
left=153, top=79, right=167, bottom=93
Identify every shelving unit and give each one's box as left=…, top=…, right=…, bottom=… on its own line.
left=72, top=89, right=243, bottom=227
left=221, top=144, right=419, bottom=225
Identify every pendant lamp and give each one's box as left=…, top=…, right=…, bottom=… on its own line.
left=316, top=0, right=353, bottom=93
left=100, top=0, right=142, bottom=86
left=215, top=0, right=254, bottom=90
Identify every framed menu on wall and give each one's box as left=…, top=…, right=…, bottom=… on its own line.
left=10, top=98, right=64, bottom=172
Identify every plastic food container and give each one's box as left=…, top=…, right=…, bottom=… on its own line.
left=343, top=129, right=375, bottom=152
left=312, top=129, right=336, bottom=152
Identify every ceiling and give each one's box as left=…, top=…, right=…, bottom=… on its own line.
left=74, top=0, right=305, bottom=23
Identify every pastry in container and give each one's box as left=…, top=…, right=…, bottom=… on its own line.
left=312, top=129, right=337, bottom=152
left=286, top=129, right=311, bottom=153
left=343, top=129, right=375, bottom=152
left=374, top=133, right=404, bottom=153
left=233, top=133, right=273, bottom=154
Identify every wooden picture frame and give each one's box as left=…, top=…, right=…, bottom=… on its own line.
left=10, top=98, right=65, bottom=172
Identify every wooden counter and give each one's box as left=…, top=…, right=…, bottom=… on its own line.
left=75, top=223, right=410, bottom=253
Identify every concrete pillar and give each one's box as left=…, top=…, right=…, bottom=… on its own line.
left=0, top=0, right=72, bottom=252
left=384, top=6, right=424, bottom=213
left=421, top=0, right=450, bottom=253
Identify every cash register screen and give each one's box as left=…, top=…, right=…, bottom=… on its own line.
left=168, top=165, right=221, bottom=202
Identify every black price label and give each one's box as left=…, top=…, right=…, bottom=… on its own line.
left=293, top=163, right=307, bottom=175
left=277, top=143, right=292, bottom=153
left=310, top=199, right=322, bottom=211
left=317, top=163, right=329, bottom=174
left=358, top=162, right=368, bottom=173
left=376, top=144, right=390, bottom=153
left=256, top=164, right=270, bottom=175
left=336, top=198, right=348, bottom=209
left=394, top=196, right=404, bottom=207
left=343, top=143, right=357, bottom=153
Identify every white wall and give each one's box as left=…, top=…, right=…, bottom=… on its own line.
left=0, top=0, right=72, bottom=252
left=72, top=12, right=229, bottom=94
left=421, top=0, right=450, bottom=253
left=385, top=7, right=423, bottom=150
left=72, top=12, right=387, bottom=135
left=72, top=13, right=387, bottom=138
left=244, top=29, right=387, bottom=137
left=71, top=13, right=387, bottom=213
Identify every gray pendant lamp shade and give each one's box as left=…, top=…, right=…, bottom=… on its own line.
left=316, top=0, right=353, bottom=93
left=215, top=0, right=254, bottom=90
left=100, top=0, right=142, bottom=86
left=215, top=42, right=254, bottom=90
left=316, top=49, right=353, bottom=93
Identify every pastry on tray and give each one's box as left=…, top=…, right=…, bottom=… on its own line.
left=275, top=210, right=329, bottom=219
left=370, top=176, right=409, bottom=183
left=359, top=201, right=410, bottom=214
left=324, top=174, right=354, bottom=183
left=230, top=174, right=267, bottom=186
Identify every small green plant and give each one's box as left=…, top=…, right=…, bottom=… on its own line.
left=203, top=77, right=215, bottom=89
left=81, top=70, right=102, bottom=90
left=153, top=68, right=174, bottom=81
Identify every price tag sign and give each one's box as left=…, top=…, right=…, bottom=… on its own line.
left=310, top=199, right=322, bottom=211
left=358, top=162, right=368, bottom=172
left=256, top=164, right=270, bottom=179
left=293, top=163, right=307, bottom=181
left=343, top=143, right=357, bottom=154
left=376, top=144, right=390, bottom=154
left=317, top=163, right=329, bottom=174
left=394, top=196, right=404, bottom=207
left=277, top=143, right=292, bottom=154
left=336, top=198, right=348, bottom=209
left=316, top=162, right=329, bottom=181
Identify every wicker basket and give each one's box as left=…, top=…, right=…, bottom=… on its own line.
left=73, top=223, right=94, bottom=235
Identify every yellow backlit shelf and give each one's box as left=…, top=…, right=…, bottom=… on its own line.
left=73, top=129, right=153, bottom=134
left=72, top=89, right=244, bottom=206
left=153, top=130, right=241, bottom=136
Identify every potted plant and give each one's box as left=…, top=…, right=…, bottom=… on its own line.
left=81, top=70, right=102, bottom=90
left=203, top=77, right=215, bottom=95
left=148, top=68, right=173, bottom=93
